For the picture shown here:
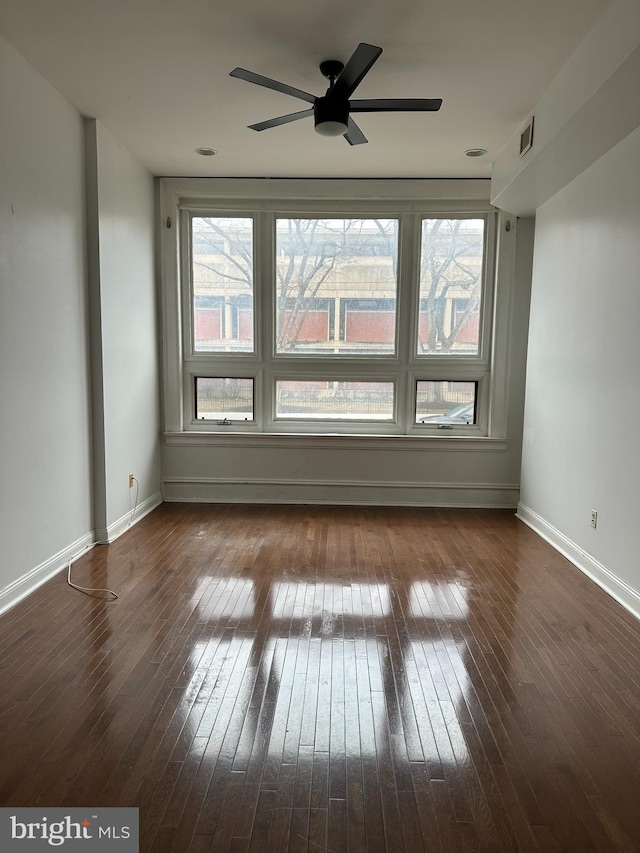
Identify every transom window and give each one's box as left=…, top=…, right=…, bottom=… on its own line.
left=170, top=194, right=498, bottom=436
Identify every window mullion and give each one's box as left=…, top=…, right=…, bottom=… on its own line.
left=397, top=213, right=421, bottom=431
left=258, top=211, right=274, bottom=430
left=480, top=211, right=497, bottom=365
left=180, top=213, right=193, bottom=429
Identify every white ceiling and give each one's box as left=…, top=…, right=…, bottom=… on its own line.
left=0, top=0, right=612, bottom=178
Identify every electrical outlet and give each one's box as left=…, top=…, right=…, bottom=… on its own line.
left=590, top=510, right=598, bottom=529
left=129, top=473, right=135, bottom=488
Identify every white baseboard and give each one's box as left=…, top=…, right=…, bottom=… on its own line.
left=95, top=490, right=163, bottom=544
left=517, top=502, right=640, bottom=622
left=163, top=477, right=519, bottom=508
left=0, top=493, right=163, bottom=616
left=0, top=531, right=96, bottom=616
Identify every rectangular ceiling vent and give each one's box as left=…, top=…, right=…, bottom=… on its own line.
left=520, top=117, right=534, bottom=157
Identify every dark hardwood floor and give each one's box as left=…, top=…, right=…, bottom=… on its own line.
left=1, top=504, right=640, bottom=851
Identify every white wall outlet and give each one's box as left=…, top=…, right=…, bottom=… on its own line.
left=590, top=510, right=598, bottom=529
left=129, top=473, right=135, bottom=488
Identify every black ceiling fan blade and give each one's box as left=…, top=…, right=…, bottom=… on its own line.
left=230, top=68, right=316, bottom=104
left=248, top=109, right=314, bottom=132
left=344, top=117, right=368, bottom=146
left=331, top=43, right=383, bottom=100
left=350, top=98, right=443, bottom=112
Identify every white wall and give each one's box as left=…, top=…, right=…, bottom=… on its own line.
left=0, top=36, right=93, bottom=610
left=493, top=0, right=640, bottom=618
left=491, top=0, right=640, bottom=215
left=86, top=121, right=161, bottom=541
left=0, top=39, right=161, bottom=612
left=519, top=125, right=640, bottom=616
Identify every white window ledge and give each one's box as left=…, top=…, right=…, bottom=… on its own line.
left=164, top=431, right=508, bottom=453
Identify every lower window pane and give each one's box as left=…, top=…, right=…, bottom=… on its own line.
left=196, top=377, right=254, bottom=421
left=276, top=380, right=394, bottom=421
left=415, top=381, right=477, bottom=424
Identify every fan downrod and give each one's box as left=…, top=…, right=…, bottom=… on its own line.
left=319, top=60, right=344, bottom=85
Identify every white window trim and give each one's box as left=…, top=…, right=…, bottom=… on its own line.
left=159, top=178, right=515, bottom=447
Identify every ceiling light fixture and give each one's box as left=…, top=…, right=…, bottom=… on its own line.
left=464, top=148, right=487, bottom=157
left=314, top=119, right=349, bottom=138
left=195, top=147, right=217, bottom=156
left=313, top=94, right=349, bottom=138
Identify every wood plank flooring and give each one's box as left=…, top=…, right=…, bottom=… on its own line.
left=1, top=504, right=640, bottom=851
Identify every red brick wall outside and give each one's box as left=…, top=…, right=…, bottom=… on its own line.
left=345, top=311, right=395, bottom=343
left=195, top=308, right=221, bottom=340
left=281, top=310, right=329, bottom=342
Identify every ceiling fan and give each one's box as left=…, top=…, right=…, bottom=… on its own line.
left=230, top=42, right=442, bottom=145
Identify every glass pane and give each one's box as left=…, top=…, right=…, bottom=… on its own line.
left=276, top=380, right=394, bottom=420
left=418, top=219, right=484, bottom=355
left=192, top=217, right=254, bottom=352
left=415, top=381, right=477, bottom=424
left=195, top=377, right=254, bottom=421
left=275, top=219, right=398, bottom=355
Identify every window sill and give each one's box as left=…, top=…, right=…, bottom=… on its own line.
left=164, top=431, right=507, bottom=452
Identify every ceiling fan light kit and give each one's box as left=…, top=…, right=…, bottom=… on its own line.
left=230, top=43, right=442, bottom=146
left=314, top=96, right=349, bottom=137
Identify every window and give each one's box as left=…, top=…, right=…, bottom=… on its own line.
left=162, top=183, right=504, bottom=438
left=195, top=377, right=254, bottom=422
left=418, top=219, right=484, bottom=355
left=275, top=380, right=395, bottom=421
left=192, top=217, right=254, bottom=352
left=415, top=381, right=477, bottom=425
left=275, top=218, right=398, bottom=355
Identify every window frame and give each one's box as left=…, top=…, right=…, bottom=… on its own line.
left=161, top=180, right=514, bottom=444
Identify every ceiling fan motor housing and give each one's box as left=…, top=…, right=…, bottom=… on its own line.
left=314, top=95, right=349, bottom=135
